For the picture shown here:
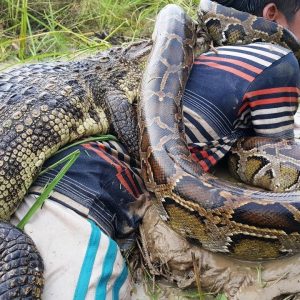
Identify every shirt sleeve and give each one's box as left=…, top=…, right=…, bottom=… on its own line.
left=242, top=52, right=300, bottom=139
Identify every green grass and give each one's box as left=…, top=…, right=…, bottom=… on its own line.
left=0, top=0, right=198, bottom=65
left=17, top=149, right=80, bottom=230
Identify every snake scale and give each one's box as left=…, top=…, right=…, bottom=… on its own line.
left=139, top=0, right=300, bottom=262
left=0, top=0, right=300, bottom=297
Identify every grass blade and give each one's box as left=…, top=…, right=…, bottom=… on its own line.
left=17, top=149, right=80, bottom=230
left=19, top=0, right=28, bottom=60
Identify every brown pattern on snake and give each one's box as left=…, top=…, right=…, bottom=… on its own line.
left=199, top=0, right=300, bottom=59
left=139, top=2, right=300, bottom=260
left=228, top=137, right=300, bottom=193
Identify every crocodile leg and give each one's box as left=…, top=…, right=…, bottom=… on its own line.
left=105, top=90, right=140, bottom=156
left=0, top=222, right=44, bottom=299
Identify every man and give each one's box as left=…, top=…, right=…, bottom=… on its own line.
left=139, top=0, right=300, bottom=297
left=139, top=0, right=300, bottom=298
left=184, top=0, right=300, bottom=172
left=218, top=0, right=300, bottom=38
left=10, top=0, right=300, bottom=299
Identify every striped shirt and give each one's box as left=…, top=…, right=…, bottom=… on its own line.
left=13, top=141, right=137, bottom=299
left=32, top=140, right=149, bottom=250
left=183, top=42, right=300, bottom=171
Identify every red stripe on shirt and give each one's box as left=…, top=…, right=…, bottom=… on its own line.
left=94, top=143, right=141, bottom=197
left=83, top=143, right=135, bottom=197
left=123, top=168, right=141, bottom=198
left=207, top=155, right=217, bottom=165
left=197, top=56, right=263, bottom=74
left=96, top=143, right=129, bottom=169
left=200, top=150, right=209, bottom=158
left=238, top=101, right=249, bottom=115
left=249, top=96, right=298, bottom=108
left=194, top=61, right=255, bottom=82
left=244, top=87, right=300, bottom=100
left=191, top=151, right=210, bottom=172
left=199, top=160, right=210, bottom=172
left=190, top=148, right=217, bottom=171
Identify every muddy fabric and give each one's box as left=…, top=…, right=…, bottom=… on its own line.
left=140, top=204, right=300, bottom=300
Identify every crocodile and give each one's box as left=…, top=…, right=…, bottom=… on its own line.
left=0, top=40, right=153, bottom=298
left=0, top=41, right=152, bottom=220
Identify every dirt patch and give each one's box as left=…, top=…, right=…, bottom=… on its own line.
left=137, top=204, right=300, bottom=300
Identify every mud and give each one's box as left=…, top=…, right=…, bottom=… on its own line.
left=139, top=204, right=300, bottom=300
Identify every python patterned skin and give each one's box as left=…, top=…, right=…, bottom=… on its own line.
left=228, top=137, right=300, bottom=193
left=0, top=1, right=300, bottom=297
left=139, top=2, right=300, bottom=262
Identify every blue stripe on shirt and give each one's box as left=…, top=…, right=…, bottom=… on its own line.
left=112, top=262, right=128, bottom=300
left=250, top=102, right=298, bottom=111
left=95, top=237, right=118, bottom=299
left=74, top=220, right=101, bottom=300
left=252, top=111, right=295, bottom=120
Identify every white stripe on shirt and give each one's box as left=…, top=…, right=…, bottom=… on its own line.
left=184, top=105, right=220, bottom=140
left=206, top=50, right=273, bottom=67
left=251, top=106, right=296, bottom=116
left=248, top=43, right=290, bottom=55
left=255, top=123, right=294, bottom=134
left=217, top=45, right=282, bottom=60
left=252, top=115, right=293, bottom=125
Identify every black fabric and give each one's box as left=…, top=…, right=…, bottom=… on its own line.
left=212, top=0, right=261, bottom=14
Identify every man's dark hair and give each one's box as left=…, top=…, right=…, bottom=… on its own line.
left=215, top=0, right=300, bottom=22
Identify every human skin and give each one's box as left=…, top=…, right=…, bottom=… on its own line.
left=263, top=3, right=300, bottom=40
